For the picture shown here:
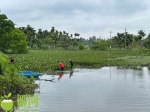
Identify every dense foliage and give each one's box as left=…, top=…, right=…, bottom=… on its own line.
left=1, top=12, right=150, bottom=53
left=91, top=40, right=109, bottom=50
left=111, top=30, right=147, bottom=50
left=0, top=14, right=15, bottom=37
left=0, top=52, right=8, bottom=74
left=8, top=50, right=150, bottom=74
left=0, top=53, right=37, bottom=96
left=0, top=28, right=29, bottom=54
left=18, top=25, right=150, bottom=51
left=0, top=14, right=28, bottom=54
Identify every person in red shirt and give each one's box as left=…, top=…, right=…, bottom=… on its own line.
left=58, top=61, right=64, bottom=71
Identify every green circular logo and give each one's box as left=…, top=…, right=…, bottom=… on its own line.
left=1, top=99, right=13, bottom=111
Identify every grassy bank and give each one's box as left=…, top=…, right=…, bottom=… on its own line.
left=8, top=49, right=150, bottom=73
left=0, top=52, right=39, bottom=97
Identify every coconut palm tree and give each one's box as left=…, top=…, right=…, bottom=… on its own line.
left=74, top=33, right=80, bottom=38
left=137, top=30, right=146, bottom=47
left=137, top=30, right=146, bottom=41
left=63, top=31, right=66, bottom=35
left=50, top=27, right=55, bottom=33
left=23, top=25, right=36, bottom=48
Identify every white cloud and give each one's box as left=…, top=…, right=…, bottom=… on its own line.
left=1, top=0, right=150, bottom=39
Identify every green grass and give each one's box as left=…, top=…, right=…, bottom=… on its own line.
left=8, top=49, right=150, bottom=73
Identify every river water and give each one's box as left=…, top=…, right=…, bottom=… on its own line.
left=17, top=67, right=150, bottom=112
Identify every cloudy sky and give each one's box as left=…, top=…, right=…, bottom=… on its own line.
left=1, top=0, right=150, bottom=39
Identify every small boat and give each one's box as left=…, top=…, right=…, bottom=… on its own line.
left=18, top=71, right=42, bottom=78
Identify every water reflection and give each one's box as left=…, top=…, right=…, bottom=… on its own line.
left=69, top=71, right=73, bottom=78
left=58, top=71, right=64, bottom=81
left=15, top=67, right=150, bottom=112
left=109, top=66, right=111, bottom=79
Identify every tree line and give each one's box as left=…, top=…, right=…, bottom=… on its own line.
left=111, top=30, right=150, bottom=50
left=1, top=12, right=150, bottom=54
left=19, top=25, right=81, bottom=50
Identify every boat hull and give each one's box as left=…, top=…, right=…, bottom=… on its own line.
left=18, top=71, right=42, bottom=78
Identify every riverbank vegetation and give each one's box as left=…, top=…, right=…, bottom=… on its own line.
left=8, top=49, right=150, bottom=74
left=0, top=52, right=38, bottom=97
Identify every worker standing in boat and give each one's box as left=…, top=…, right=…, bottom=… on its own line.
left=58, top=61, right=64, bottom=71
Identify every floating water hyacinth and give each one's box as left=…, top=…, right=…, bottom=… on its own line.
left=9, top=50, right=150, bottom=73
left=17, top=94, right=38, bottom=108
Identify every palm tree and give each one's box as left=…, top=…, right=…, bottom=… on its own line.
left=37, top=29, right=43, bottom=38
left=137, top=30, right=146, bottom=47
left=23, top=25, right=36, bottom=48
left=63, top=31, right=66, bottom=35
left=66, top=33, right=69, bottom=36
left=138, top=30, right=146, bottom=41
left=50, top=27, right=55, bottom=33
left=74, top=33, right=80, bottom=38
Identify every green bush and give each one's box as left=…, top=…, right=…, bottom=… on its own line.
left=78, top=44, right=85, bottom=50
left=0, top=53, right=37, bottom=96
left=91, top=40, right=109, bottom=50
left=0, top=52, right=8, bottom=74
left=0, top=28, right=29, bottom=54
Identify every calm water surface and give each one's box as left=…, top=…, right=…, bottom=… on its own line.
left=19, top=67, right=150, bottom=112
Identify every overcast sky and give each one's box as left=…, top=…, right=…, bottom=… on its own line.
left=1, top=0, right=150, bottom=39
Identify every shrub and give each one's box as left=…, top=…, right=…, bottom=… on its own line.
left=0, top=53, right=37, bottom=96
left=0, top=52, right=8, bottom=74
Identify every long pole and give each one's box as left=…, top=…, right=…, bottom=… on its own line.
left=109, top=31, right=112, bottom=51
left=125, top=28, right=126, bottom=51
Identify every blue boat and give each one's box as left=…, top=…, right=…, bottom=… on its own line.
left=18, top=71, right=42, bottom=78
